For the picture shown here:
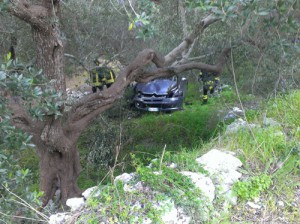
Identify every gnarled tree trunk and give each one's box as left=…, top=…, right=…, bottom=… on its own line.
left=38, top=145, right=81, bottom=206
left=19, top=115, right=84, bottom=206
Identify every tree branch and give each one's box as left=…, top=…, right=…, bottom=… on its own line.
left=164, top=14, right=219, bottom=65
left=66, top=45, right=230, bottom=135
left=8, top=96, right=35, bottom=133
left=64, top=14, right=225, bottom=134
left=66, top=49, right=157, bottom=132
left=9, top=0, right=56, bottom=31
left=137, top=47, right=231, bottom=82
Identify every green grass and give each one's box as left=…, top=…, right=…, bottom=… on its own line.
left=267, top=90, right=300, bottom=127
left=126, top=104, right=218, bottom=146
left=76, top=86, right=300, bottom=222
left=15, top=82, right=300, bottom=223
left=77, top=83, right=236, bottom=184
left=210, top=90, right=300, bottom=223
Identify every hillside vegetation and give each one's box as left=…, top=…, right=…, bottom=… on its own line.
left=1, top=0, right=300, bottom=222
left=2, top=74, right=300, bottom=222
left=70, top=83, right=299, bottom=223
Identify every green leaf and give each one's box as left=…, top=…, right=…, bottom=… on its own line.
left=0, top=71, right=6, bottom=80
left=257, top=11, right=269, bottom=16
left=21, top=169, right=29, bottom=177
left=7, top=52, right=11, bottom=60
left=0, top=169, right=7, bottom=173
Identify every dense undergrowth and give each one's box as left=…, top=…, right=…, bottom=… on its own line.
left=76, top=82, right=235, bottom=187
left=75, top=86, right=300, bottom=223
left=4, top=81, right=300, bottom=223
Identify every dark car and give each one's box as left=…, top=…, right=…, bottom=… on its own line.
left=133, top=76, right=188, bottom=112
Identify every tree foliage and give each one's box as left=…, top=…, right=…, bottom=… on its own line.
left=0, top=54, right=46, bottom=222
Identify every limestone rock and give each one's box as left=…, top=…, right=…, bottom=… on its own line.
left=226, top=118, right=256, bottom=133
left=196, top=149, right=243, bottom=205
left=224, top=107, right=244, bottom=121
left=82, top=186, right=100, bottom=199
left=180, top=171, right=215, bottom=202
left=66, top=197, right=85, bottom=211
left=49, top=213, right=71, bottom=224
left=196, top=149, right=242, bottom=174
left=114, top=172, right=135, bottom=184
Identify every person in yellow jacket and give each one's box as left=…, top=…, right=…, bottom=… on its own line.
left=90, top=59, right=116, bottom=93
left=199, top=70, right=220, bottom=104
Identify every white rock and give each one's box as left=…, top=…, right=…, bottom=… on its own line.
left=114, top=173, right=134, bottom=184
left=246, top=201, right=262, bottom=209
left=156, top=200, right=177, bottom=222
left=176, top=207, right=192, bottom=224
left=124, top=181, right=145, bottom=192
left=133, top=181, right=144, bottom=191
left=49, top=213, right=71, bottom=224
left=225, top=118, right=256, bottom=133
left=253, top=197, right=260, bottom=203
left=152, top=199, right=190, bottom=224
left=66, top=197, right=85, bottom=211
left=278, top=201, right=284, bottom=207
left=180, top=171, right=215, bottom=202
left=196, top=149, right=242, bottom=174
left=82, top=186, right=100, bottom=199
left=168, top=163, right=177, bottom=169
left=130, top=199, right=190, bottom=224
left=224, top=107, right=244, bottom=120
left=226, top=118, right=246, bottom=131
left=196, top=149, right=242, bottom=205
left=123, top=183, right=134, bottom=192
left=147, top=159, right=158, bottom=168
left=217, top=170, right=242, bottom=190
left=160, top=200, right=189, bottom=224
left=232, top=107, right=243, bottom=114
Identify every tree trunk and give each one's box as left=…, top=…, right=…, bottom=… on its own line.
left=38, top=145, right=82, bottom=206
left=32, top=26, right=66, bottom=91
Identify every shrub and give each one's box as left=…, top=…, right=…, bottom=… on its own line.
left=233, top=174, right=272, bottom=201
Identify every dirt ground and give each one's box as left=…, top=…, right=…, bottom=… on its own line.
left=66, top=71, right=91, bottom=92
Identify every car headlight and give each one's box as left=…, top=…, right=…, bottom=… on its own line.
left=174, top=91, right=183, bottom=97
left=167, top=90, right=182, bottom=98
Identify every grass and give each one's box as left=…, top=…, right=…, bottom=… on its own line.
left=125, top=104, right=218, bottom=146
left=77, top=84, right=300, bottom=222
left=210, top=90, right=300, bottom=223
left=15, top=80, right=300, bottom=222
left=77, top=82, right=232, bottom=185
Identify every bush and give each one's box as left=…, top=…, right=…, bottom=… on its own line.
left=233, top=174, right=272, bottom=201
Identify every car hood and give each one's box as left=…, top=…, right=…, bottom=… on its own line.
left=136, top=79, right=177, bottom=95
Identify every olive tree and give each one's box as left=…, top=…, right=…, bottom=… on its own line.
left=2, top=0, right=299, bottom=207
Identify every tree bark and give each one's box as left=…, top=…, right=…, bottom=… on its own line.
left=8, top=0, right=73, bottom=206
left=38, top=145, right=81, bottom=206
left=32, top=26, right=66, bottom=91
